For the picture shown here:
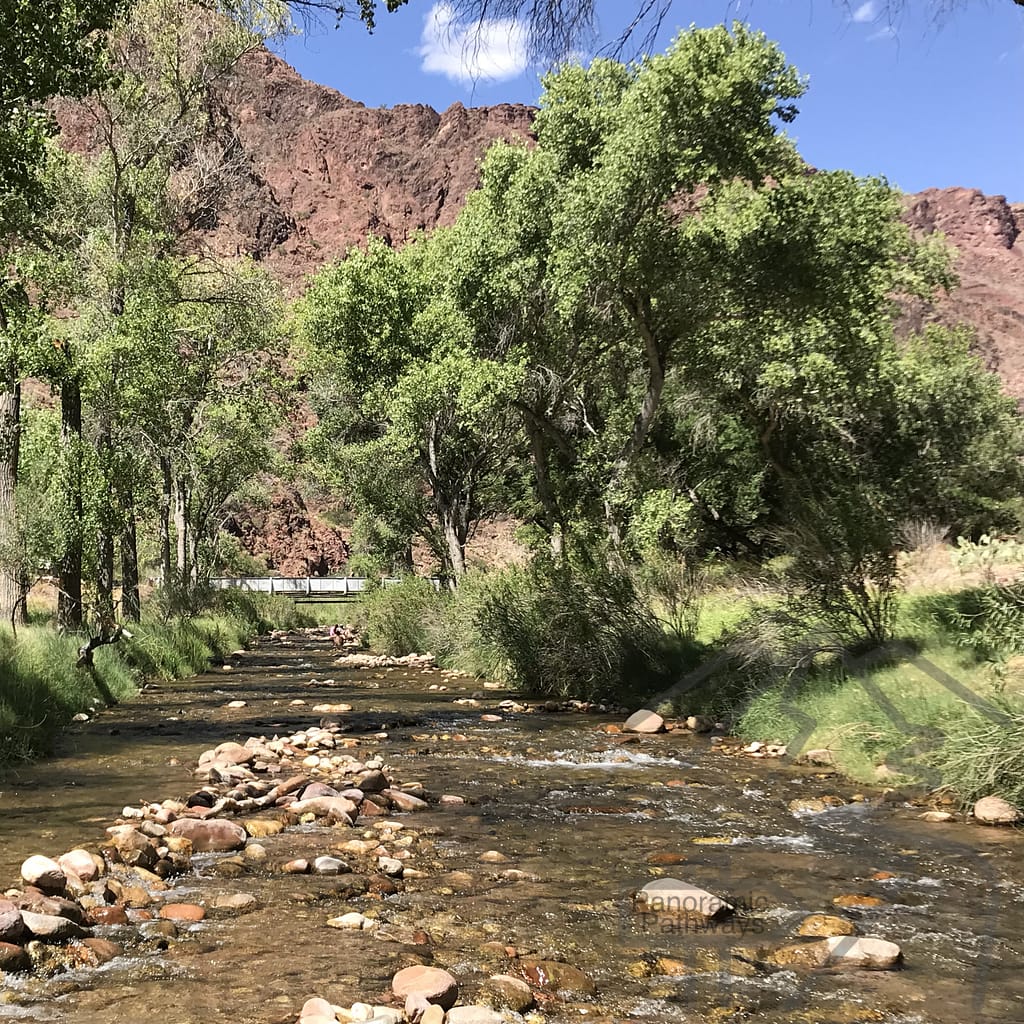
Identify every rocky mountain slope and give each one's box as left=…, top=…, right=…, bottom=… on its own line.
left=57, top=49, right=1024, bottom=574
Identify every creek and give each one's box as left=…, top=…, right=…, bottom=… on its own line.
left=1, top=630, right=1022, bottom=1023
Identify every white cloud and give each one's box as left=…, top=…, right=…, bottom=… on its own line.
left=852, top=1, right=878, bottom=22
left=419, top=3, right=528, bottom=85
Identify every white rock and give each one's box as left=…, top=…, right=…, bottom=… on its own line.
left=20, top=856, right=66, bottom=893
left=623, top=709, right=665, bottom=733
left=825, top=935, right=902, bottom=969
left=973, top=795, right=1022, bottom=825
left=634, top=877, right=731, bottom=920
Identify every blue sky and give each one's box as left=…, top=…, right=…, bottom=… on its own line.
left=274, top=1, right=1023, bottom=199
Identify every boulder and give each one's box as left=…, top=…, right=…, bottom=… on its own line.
left=0, top=900, right=26, bottom=943
left=213, top=741, right=255, bottom=766
left=623, top=709, right=665, bottom=733
left=20, top=856, right=66, bottom=894
left=633, top=878, right=732, bottom=920
left=58, top=849, right=100, bottom=883
left=392, top=964, right=459, bottom=1010
left=973, top=795, right=1022, bottom=825
left=168, top=817, right=247, bottom=852
left=20, top=911, right=88, bottom=941
left=0, top=941, right=31, bottom=972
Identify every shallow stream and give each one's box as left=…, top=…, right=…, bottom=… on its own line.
left=1, top=631, right=1022, bottom=1023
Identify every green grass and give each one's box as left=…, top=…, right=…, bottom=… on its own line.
left=0, top=592, right=311, bottom=764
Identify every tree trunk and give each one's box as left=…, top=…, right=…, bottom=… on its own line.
left=0, top=374, right=25, bottom=628
left=440, top=507, right=467, bottom=581
left=121, top=507, right=140, bottom=622
left=95, top=419, right=115, bottom=622
left=58, top=378, right=84, bottom=631
left=158, top=455, right=173, bottom=595
left=174, top=473, right=188, bottom=593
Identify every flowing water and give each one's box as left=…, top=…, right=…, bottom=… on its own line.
left=1, top=631, right=1023, bottom=1024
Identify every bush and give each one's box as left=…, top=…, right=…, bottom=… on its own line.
left=363, top=577, right=443, bottom=656
left=476, top=555, right=678, bottom=703
left=927, top=697, right=1024, bottom=807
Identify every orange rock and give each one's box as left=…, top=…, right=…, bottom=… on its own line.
left=832, top=893, right=884, bottom=909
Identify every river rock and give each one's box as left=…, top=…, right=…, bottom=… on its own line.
left=418, top=1005, right=445, bottom=1024
left=210, top=893, right=260, bottom=916
left=392, top=964, right=459, bottom=1010
left=89, top=905, right=130, bottom=927
left=797, top=914, right=857, bottom=937
left=282, top=859, right=311, bottom=874
left=159, top=903, right=206, bottom=922
left=478, top=850, right=509, bottom=864
left=58, top=849, right=100, bottom=883
left=385, top=789, right=429, bottom=812
left=802, top=748, right=836, bottom=766
left=20, top=911, right=88, bottom=941
left=522, top=959, right=597, bottom=997
left=0, top=942, right=31, bottom=972
left=80, top=937, right=123, bottom=965
left=788, top=796, right=846, bottom=815
left=299, top=996, right=338, bottom=1022
left=624, top=709, right=665, bottom=733
left=919, top=810, right=955, bottom=822
left=0, top=900, right=26, bottom=943
left=213, top=741, right=255, bottom=765
left=139, top=920, right=178, bottom=940
left=833, top=893, right=884, bottom=909
left=242, top=819, right=285, bottom=838
left=481, top=973, right=535, bottom=1012
left=289, top=795, right=359, bottom=823
left=313, top=856, right=349, bottom=876
left=634, top=878, right=732, bottom=920
left=446, top=1009, right=505, bottom=1024
left=378, top=857, right=404, bottom=877
left=973, top=795, right=1022, bottom=825
left=299, top=782, right=340, bottom=800
left=685, top=715, right=714, bottom=732
left=168, top=817, right=247, bottom=852
left=107, top=827, right=158, bottom=868
left=20, top=856, right=66, bottom=894
left=354, top=769, right=389, bottom=793
left=826, top=935, right=902, bottom=969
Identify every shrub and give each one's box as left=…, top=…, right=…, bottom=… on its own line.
left=363, top=576, right=443, bottom=656
left=476, top=555, right=677, bottom=703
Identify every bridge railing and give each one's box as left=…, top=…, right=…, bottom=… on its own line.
left=209, top=576, right=445, bottom=597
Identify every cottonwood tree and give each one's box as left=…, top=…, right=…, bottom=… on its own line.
left=48, top=0, right=287, bottom=621
left=0, top=0, right=126, bottom=627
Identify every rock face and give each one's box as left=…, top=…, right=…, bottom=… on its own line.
left=902, top=188, right=1024, bottom=400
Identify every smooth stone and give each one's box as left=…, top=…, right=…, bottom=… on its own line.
left=299, top=997, right=337, bottom=1020
left=481, top=973, right=535, bottom=1012
left=283, top=859, right=311, bottom=874
left=168, top=818, right=246, bottom=852
left=445, top=1008, right=504, bottom=1024
left=522, top=959, right=596, bottom=997
left=973, top=795, right=1022, bottom=825
left=89, top=905, right=130, bottom=927
left=21, top=856, right=66, bottom=894
left=392, top=964, right=459, bottom=1010
left=241, top=819, right=285, bottom=838
left=289, top=796, right=359, bottom=823
left=314, top=857, right=350, bottom=876
left=826, top=935, right=902, bottom=969
left=623, top=709, right=665, bottom=733
left=378, top=857, right=404, bottom=877
left=478, top=850, right=509, bottom=864
left=803, top=748, right=836, bottom=766
left=634, top=878, right=732, bottom=920
left=832, top=893, right=884, bottom=909
left=919, top=810, right=955, bottom=822
left=20, top=911, right=88, bottom=940
left=80, top=937, right=123, bottom=964
left=797, top=914, right=857, bottom=937
left=685, top=715, right=714, bottom=732
left=0, top=942, right=31, bottom=972
left=58, top=849, right=100, bottom=884
left=0, top=900, right=26, bottom=943
left=213, top=741, right=255, bottom=765
left=210, top=893, right=260, bottom=916
left=354, top=770, right=389, bottom=793
left=139, top=920, right=178, bottom=940
left=420, top=1005, right=445, bottom=1024
left=244, top=843, right=269, bottom=864
left=384, top=790, right=429, bottom=813
left=158, top=903, right=206, bottom=922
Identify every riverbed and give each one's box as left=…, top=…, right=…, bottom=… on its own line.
left=1, top=630, right=1022, bottom=1023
